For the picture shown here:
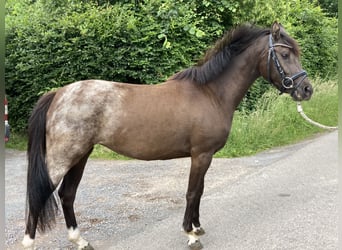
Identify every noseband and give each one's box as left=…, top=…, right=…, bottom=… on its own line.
left=267, top=34, right=307, bottom=95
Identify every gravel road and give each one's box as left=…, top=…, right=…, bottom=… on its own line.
left=5, top=131, right=338, bottom=249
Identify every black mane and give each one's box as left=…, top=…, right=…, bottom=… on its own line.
left=171, top=24, right=299, bottom=85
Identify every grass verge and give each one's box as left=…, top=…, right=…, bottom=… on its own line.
left=6, top=78, right=337, bottom=159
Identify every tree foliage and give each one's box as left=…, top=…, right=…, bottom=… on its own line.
left=317, top=0, right=338, bottom=17
left=5, top=0, right=337, bottom=132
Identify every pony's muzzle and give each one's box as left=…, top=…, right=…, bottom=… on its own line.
left=303, top=84, right=313, bottom=98
left=292, top=82, right=313, bottom=101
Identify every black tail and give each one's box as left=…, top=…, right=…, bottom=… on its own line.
left=26, top=91, right=58, bottom=233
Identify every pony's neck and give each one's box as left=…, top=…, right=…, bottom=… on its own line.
left=206, top=36, right=267, bottom=112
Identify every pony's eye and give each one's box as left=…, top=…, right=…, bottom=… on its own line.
left=281, top=53, right=289, bottom=59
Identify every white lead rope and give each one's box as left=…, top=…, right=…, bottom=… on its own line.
left=296, top=102, right=338, bottom=130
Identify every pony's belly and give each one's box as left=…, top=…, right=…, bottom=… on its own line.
left=102, top=135, right=191, bottom=161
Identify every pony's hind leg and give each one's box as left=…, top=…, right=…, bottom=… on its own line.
left=22, top=181, right=59, bottom=249
left=22, top=216, right=38, bottom=249
left=22, top=154, right=59, bottom=249
left=22, top=167, right=59, bottom=250
left=58, top=149, right=94, bottom=250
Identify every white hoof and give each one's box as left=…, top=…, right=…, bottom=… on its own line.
left=68, top=227, right=90, bottom=249
left=22, top=234, right=35, bottom=250
left=186, top=230, right=203, bottom=249
left=188, top=239, right=203, bottom=249
left=193, top=226, right=205, bottom=236
left=79, top=243, right=95, bottom=250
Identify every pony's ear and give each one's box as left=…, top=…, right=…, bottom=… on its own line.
left=271, top=21, right=281, bottom=41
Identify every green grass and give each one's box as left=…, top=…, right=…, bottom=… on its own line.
left=5, top=132, right=28, bottom=151
left=90, top=144, right=131, bottom=160
left=6, top=78, right=337, bottom=159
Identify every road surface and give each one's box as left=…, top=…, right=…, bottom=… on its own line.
left=5, top=131, right=338, bottom=249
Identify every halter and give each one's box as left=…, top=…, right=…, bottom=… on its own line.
left=267, top=34, right=307, bottom=95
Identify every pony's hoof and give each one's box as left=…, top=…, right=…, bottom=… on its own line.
left=188, top=240, right=203, bottom=250
left=80, top=243, right=94, bottom=250
left=194, top=227, right=205, bottom=236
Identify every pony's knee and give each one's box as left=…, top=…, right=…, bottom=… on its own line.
left=22, top=234, right=35, bottom=249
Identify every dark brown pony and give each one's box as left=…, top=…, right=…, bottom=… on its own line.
left=22, top=22, right=312, bottom=249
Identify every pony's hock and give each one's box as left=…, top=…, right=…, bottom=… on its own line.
left=22, top=21, right=312, bottom=249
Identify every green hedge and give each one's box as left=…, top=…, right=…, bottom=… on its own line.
left=5, top=0, right=337, bottom=132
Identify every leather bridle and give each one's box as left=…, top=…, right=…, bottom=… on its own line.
left=267, top=34, right=307, bottom=95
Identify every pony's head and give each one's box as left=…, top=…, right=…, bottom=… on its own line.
left=260, top=21, right=313, bottom=101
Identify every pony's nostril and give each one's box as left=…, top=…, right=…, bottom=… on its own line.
left=303, top=85, right=313, bottom=97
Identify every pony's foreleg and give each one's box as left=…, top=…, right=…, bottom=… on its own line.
left=183, top=190, right=206, bottom=250
left=191, top=183, right=206, bottom=236
left=58, top=149, right=94, bottom=250
left=183, top=153, right=212, bottom=249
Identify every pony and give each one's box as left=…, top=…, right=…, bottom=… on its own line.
left=22, top=22, right=312, bottom=249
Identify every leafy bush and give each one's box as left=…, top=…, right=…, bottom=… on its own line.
left=285, top=2, right=337, bottom=78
